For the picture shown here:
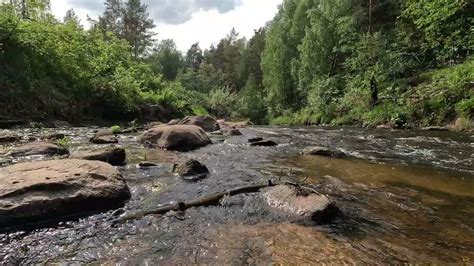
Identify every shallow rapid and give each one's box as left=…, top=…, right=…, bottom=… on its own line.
left=0, top=126, right=473, bottom=264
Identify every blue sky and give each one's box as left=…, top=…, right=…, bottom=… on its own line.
left=50, top=0, right=282, bottom=51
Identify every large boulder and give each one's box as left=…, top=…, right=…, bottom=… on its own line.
left=302, top=146, right=346, bottom=158
left=263, top=185, right=339, bottom=224
left=141, top=125, right=212, bottom=151
left=8, top=142, right=69, bottom=157
left=172, top=159, right=209, bottom=181
left=178, top=116, right=220, bottom=132
left=0, top=159, right=131, bottom=227
left=71, top=146, right=126, bottom=166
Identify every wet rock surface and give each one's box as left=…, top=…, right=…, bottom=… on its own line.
left=0, top=159, right=130, bottom=228
left=302, top=146, right=346, bottom=158
left=0, top=134, right=20, bottom=143
left=8, top=142, right=69, bottom=157
left=250, top=140, right=278, bottom=147
left=90, top=135, right=119, bottom=144
left=263, top=185, right=339, bottom=224
left=0, top=126, right=473, bottom=264
left=177, top=116, right=220, bottom=132
left=141, top=125, right=212, bottom=151
left=172, top=159, right=209, bottom=181
left=71, top=146, right=126, bottom=166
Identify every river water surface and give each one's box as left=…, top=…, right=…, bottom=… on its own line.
left=0, top=126, right=473, bottom=264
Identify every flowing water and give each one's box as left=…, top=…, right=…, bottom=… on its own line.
left=0, top=126, right=473, bottom=264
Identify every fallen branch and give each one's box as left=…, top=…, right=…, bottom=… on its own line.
left=111, top=180, right=277, bottom=226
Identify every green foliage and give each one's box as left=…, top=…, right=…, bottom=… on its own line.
left=147, top=39, right=183, bottom=80
left=207, top=87, right=239, bottom=119
left=110, top=125, right=122, bottom=134
left=456, top=98, right=474, bottom=119
left=262, top=0, right=472, bottom=128
left=56, top=136, right=71, bottom=149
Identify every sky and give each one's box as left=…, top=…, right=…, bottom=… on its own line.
left=50, top=0, right=283, bottom=52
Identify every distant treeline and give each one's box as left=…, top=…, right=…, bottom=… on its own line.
left=0, top=0, right=472, bottom=128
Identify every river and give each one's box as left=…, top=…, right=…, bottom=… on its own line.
left=1, top=126, right=473, bottom=264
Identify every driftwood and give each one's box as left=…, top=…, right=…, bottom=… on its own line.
left=111, top=180, right=277, bottom=226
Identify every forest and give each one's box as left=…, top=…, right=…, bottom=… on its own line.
left=0, top=0, right=472, bottom=129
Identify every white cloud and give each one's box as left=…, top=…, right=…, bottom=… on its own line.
left=49, top=0, right=282, bottom=52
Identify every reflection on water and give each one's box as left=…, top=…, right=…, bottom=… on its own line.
left=0, top=126, right=473, bottom=263
left=270, top=154, right=474, bottom=263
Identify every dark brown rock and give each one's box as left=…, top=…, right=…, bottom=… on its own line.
left=172, top=159, right=209, bottom=181
left=71, top=146, right=126, bottom=166
left=138, top=161, right=158, bottom=168
left=250, top=140, right=278, bottom=147
left=302, top=147, right=346, bottom=158
left=90, top=135, right=118, bottom=144
left=248, top=137, right=264, bottom=143
left=225, top=128, right=242, bottom=136
left=0, top=159, right=131, bottom=227
left=141, top=125, right=212, bottom=151
left=8, top=142, right=69, bottom=157
left=44, top=133, right=66, bottom=140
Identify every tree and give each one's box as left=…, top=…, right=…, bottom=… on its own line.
left=96, top=0, right=122, bottom=35
left=148, top=39, right=183, bottom=80
left=95, top=0, right=154, bottom=58
left=240, top=28, right=266, bottom=88
left=63, top=8, right=81, bottom=28
left=122, top=0, right=155, bottom=57
left=185, top=42, right=204, bottom=70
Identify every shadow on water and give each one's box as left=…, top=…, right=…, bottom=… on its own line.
left=0, top=126, right=473, bottom=263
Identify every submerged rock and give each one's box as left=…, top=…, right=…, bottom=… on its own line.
left=178, top=116, right=220, bottom=132
left=172, top=159, right=209, bottom=181
left=225, top=128, right=242, bottom=136
left=90, top=135, right=119, bottom=144
left=71, top=146, right=126, bottom=166
left=138, top=161, right=158, bottom=168
left=141, top=125, right=212, bottom=151
left=250, top=140, right=278, bottom=147
left=263, top=185, right=339, bottom=224
left=421, top=126, right=449, bottom=131
left=302, top=146, right=346, bottom=158
left=8, top=142, right=69, bottom=157
left=0, top=134, right=20, bottom=143
left=44, top=133, right=65, bottom=140
left=0, top=159, right=131, bottom=228
left=248, top=137, right=264, bottom=143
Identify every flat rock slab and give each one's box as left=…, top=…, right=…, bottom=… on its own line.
left=0, top=159, right=131, bottom=228
left=8, top=142, right=69, bottom=157
left=263, top=185, right=339, bottom=224
left=141, top=125, right=212, bottom=151
left=71, top=146, right=126, bottom=166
